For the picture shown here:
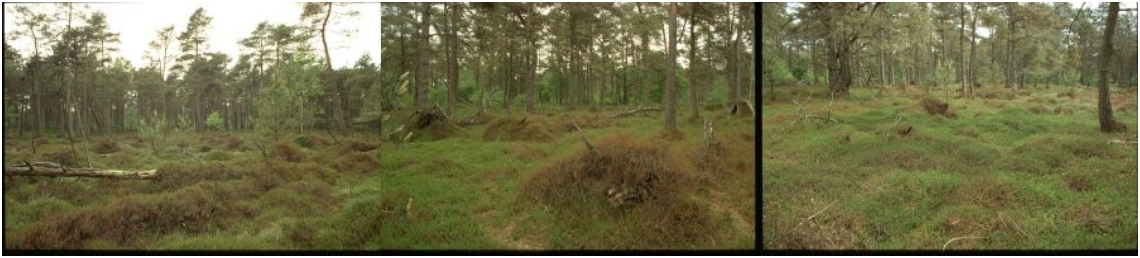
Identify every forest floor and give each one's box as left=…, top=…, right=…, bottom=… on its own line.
left=1, top=102, right=756, bottom=250
left=761, top=83, right=1138, bottom=250
left=378, top=104, right=756, bottom=249
left=4, top=130, right=387, bottom=249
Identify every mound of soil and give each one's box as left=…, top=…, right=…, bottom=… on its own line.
left=222, top=133, right=245, bottom=150
left=522, top=133, right=693, bottom=208
left=336, top=139, right=379, bottom=154
left=271, top=140, right=307, bottom=162
left=920, top=98, right=957, bottom=118
left=520, top=134, right=718, bottom=248
left=293, top=135, right=331, bottom=149
left=94, top=139, right=120, bottom=154
left=483, top=115, right=554, bottom=142
left=40, top=145, right=78, bottom=167
left=13, top=182, right=256, bottom=249
left=332, top=152, right=380, bottom=175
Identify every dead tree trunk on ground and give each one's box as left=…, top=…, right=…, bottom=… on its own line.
left=5, top=162, right=155, bottom=180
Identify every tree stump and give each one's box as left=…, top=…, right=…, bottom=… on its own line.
left=408, top=105, right=449, bottom=131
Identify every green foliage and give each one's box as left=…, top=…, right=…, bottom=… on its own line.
left=790, top=58, right=809, bottom=81
left=933, top=61, right=957, bottom=85
left=356, top=66, right=402, bottom=126
left=765, top=58, right=796, bottom=84
left=255, top=50, right=324, bottom=136
left=205, top=111, right=224, bottom=130
left=138, top=119, right=165, bottom=153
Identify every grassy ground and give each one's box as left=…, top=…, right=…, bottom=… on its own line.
left=761, top=84, right=1138, bottom=250
left=3, top=130, right=387, bottom=249
left=379, top=104, right=756, bottom=250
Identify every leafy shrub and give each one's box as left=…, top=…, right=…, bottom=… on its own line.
left=205, top=111, right=225, bottom=130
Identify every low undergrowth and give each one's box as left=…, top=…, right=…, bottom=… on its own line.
left=379, top=105, right=755, bottom=250
left=762, top=85, right=1138, bottom=250
left=3, top=132, right=385, bottom=250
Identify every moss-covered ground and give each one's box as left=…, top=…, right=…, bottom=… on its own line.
left=761, top=84, right=1137, bottom=250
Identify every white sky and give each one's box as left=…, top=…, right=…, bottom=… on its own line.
left=4, top=2, right=379, bottom=69
left=780, top=2, right=1137, bottom=41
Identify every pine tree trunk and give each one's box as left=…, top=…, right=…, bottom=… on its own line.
left=959, top=2, right=966, bottom=95
left=319, top=3, right=348, bottom=136
left=665, top=3, right=678, bottom=131
left=688, top=3, right=701, bottom=120
left=415, top=3, right=431, bottom=111
left=1097, top=3, right=1119, bottom=132
left=969, top=4, right=979, bottom=96
left=726, top=3, right=738, bottom=104
left=446, top=3, right=460, bottom=117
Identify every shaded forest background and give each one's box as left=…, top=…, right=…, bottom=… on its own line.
left=760, top=3, right=1138, bottom=94
left=378, top=2, right=755, bottom=122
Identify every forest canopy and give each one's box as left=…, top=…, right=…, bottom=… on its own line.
left=2, top=3, right=380, bottom=137
left=760, top=2, right=1138, bottom=93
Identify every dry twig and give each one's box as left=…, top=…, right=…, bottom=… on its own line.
left=793, top=200, right=836, bottom=231
left=942, top=236, right=986, bottom=251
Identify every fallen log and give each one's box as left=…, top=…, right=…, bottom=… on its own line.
left=4, top=162, right=156, bottom=180
left=609, top=106, right=662, bottom=119
left=1108, top=139, right=1138, bottom=147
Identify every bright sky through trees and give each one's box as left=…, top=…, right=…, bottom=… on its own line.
left=3, top=2, right=379, bottom=69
